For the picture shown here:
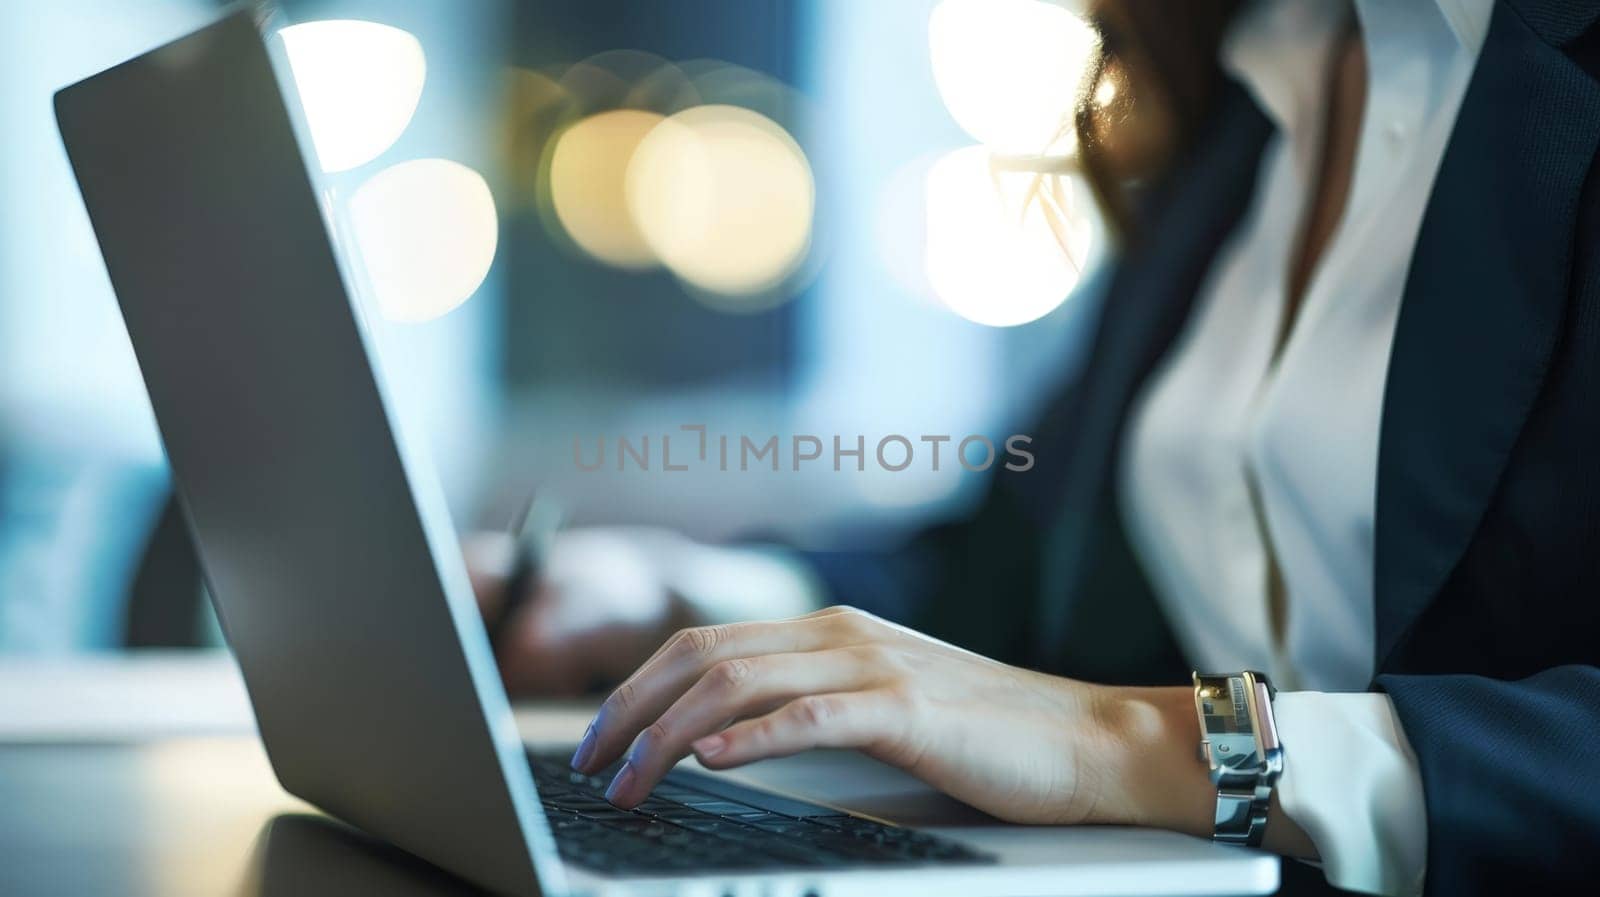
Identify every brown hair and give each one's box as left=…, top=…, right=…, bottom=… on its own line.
left=1074, top=0, right=1245, bottom=240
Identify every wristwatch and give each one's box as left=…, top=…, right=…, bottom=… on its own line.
left=1192, top=670, right=1283, bottom=847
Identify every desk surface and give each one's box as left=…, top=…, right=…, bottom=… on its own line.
left=0, top=654, right=1281, bottom=897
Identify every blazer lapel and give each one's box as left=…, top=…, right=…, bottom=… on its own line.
left=1374, top=2, right=1600, bottom=664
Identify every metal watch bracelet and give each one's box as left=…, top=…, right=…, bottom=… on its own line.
left=1192, top=671, right=1283, bottom=847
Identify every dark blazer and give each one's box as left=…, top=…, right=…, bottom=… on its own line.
left=812, top=2, right=1600, bottom=894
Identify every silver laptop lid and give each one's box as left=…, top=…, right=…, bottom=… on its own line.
left=54, top=10, right=557, bottom=895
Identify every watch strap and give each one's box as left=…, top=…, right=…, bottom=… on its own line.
left=1213, top=784, right=1271, bottom=846
left=1193, top=671, right=1282, bottom=848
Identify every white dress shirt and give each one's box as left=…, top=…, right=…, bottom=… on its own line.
left=1119, top=0, right=1492, bottom=893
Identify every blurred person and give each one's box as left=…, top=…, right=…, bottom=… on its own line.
left=474, top=0, right=1600, bottom=895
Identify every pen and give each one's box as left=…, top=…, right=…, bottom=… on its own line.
left=488, top=489, right=564, bottom=655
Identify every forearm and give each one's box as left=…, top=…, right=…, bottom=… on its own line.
left=1092, top=685, right=1317, bottom=858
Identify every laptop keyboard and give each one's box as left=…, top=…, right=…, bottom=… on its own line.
left=528, top=752, right=995, bottom=875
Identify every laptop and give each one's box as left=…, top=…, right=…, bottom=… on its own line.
left=55, top=8, right=1277, bottom=897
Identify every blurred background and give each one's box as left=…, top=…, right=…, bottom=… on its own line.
left=0, top=0, right=1107, bottom=653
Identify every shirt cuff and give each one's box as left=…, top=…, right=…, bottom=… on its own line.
left=1274, top=691, right=1428, bottom=897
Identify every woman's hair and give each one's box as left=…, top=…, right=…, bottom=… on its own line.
left=1074, top=0, right=1244, bottom=240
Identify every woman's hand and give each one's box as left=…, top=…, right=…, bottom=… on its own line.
left=570, top=606, right=1222, bottom=833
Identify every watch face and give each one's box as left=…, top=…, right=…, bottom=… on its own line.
left=1199, top=676, right=1261, bottom=769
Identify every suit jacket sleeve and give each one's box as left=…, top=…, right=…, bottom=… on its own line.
left=1375, top=666, right=1600, bottom=895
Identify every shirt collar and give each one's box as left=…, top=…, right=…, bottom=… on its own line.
left=1221, top=0, right=1494, bottom=133
left=1221, top=0, right=1349, bottom=134
left=1436, top=0, right=1493, bottom=53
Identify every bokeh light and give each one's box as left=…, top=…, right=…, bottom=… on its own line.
left=559, top=50, right=691, bottom=113
left=674, top=60, right=806, bottom=128
left=347, top=159, right=499, bottom=323
left=498, top=52, right=821, bottom=311
left=924, top=146, right=1092, bottom=327
left=626, top=105, right=815, bottom=301
left=928, top=0, right=1097, bottom=157
left=549, top=110, right=666, bottom=270
left=499, top=66, right=572, bottom=210
left=278, top=20, right=426, bottom=173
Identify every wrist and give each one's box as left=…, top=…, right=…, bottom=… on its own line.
left=1093, top=685, right=1318, bottom=857
left=1091, top=685, right=1216, bottom=836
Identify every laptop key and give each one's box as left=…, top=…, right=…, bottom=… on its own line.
left=744, top=818, right=826, bottom=835
left=678, top=799, right=759, bottom=815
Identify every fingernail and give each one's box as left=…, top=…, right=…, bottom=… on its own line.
left=570, top=724, right=597, bottom=772
left=604, top=762, right=636, bottom=806
left=692, top=734, right=726, bottom=759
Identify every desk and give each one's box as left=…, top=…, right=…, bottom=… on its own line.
left=0, top=652, right=586, bottom=896
left=0, top=653, right=1284, bottom=897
